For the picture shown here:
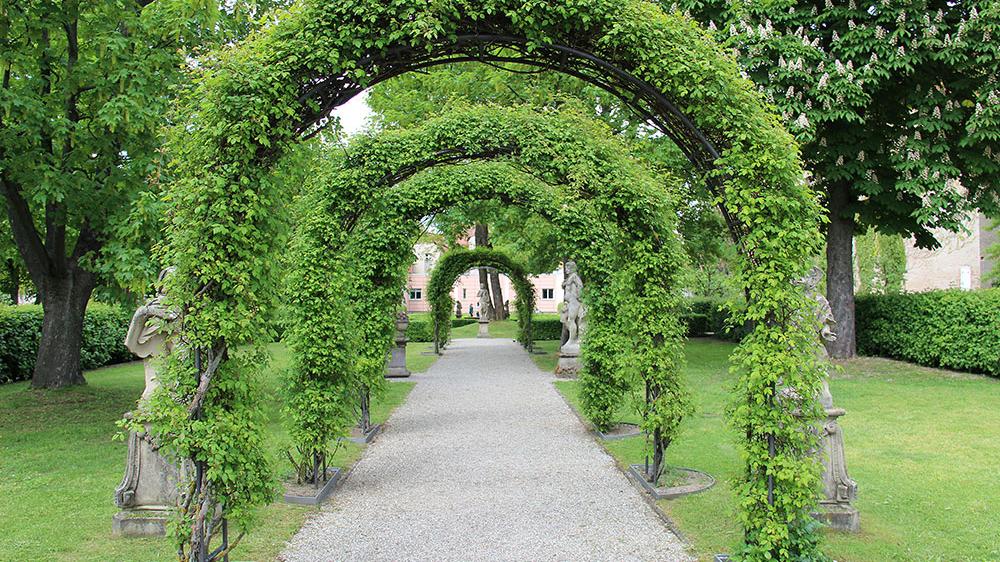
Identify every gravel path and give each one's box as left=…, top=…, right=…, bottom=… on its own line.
left=280, top=338, right=691, bottom=562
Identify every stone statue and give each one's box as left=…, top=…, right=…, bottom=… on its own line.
left=478, top=287, right=491, bottom=320
left=477, top=287, right=490, bottom=338
left=795, top=266, right=859, bottom=532
left=557, top=260, right=586, bottom=376
left=114, top=267, right=184, bottom=537
left=124, top=267, right=180, bottom=403
left=560, top=261, right=584, bottom=350
left=455, top=300, right=462, bottom=319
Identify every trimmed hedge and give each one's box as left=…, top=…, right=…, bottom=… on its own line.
left=857, top=290, right=1000, bottom=376
left=406, top=318, right=478, bottom=342
left=404, top=304, right=747, bottom=344
left=683, top=298, right=749, bottom=342
left=0, top=303, right=133, bottom=384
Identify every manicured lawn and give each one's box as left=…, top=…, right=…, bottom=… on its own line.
left=0, top=343, right=417, bottom=561
left=554, top=338, right=1000, bottom=561
left=405, top=341, right=439, bottom=373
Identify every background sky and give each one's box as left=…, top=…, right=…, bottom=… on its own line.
left=333, top=90, right=373, bottom=137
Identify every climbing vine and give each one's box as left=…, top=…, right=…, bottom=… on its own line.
left=427, top=248, right=535, bottom=352
left=284, top=105, right=692, bottom=534
left=154, top=0, right=828, bottom=559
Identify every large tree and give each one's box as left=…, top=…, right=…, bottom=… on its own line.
left=0, top=0, right=275, bottom=388
left=670, top=0, right=1000, bottom=356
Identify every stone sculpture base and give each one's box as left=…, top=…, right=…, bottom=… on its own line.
left=814, top=502, right=861, bottom=533
left=817, top=407, right=859, bottom=532
left=114, top=428, right=181, bottom=537
left=112, top=509, right=170, bottom=537
left=385, top=345, right=410, bottom=378
left=477, top=321, right=489, bottom=338
left=555, top=345, right=581, bottom=377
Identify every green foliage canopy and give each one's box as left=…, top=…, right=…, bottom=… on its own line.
left=154, top=1, right=828, bottom=558
left=427, top=248, right=535, bottom=352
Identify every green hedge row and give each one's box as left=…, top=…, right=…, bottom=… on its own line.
left=406, top=317, right=478, bottom=342
left=683, top=298, right=749, bottom=342
left=857, top=290, right=1000, bottom=376
left=0, top=304, right=134, bottom=384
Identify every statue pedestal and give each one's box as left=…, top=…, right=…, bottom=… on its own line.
left=477, top=320, right=489, bottom=338
left=815, top=407, right=860, bottom=532
left=385, top=343, right=410, bottom=378
left=113, top=426, right=181, bottom=537
left=815, top=501, right=860, bottom=533
left=386, top=312, right=411, bottom=378
left=555, top=344, right=581, bottom=377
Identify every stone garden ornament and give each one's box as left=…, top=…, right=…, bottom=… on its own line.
left=797, top=266, right=860, bottom=532
left=385, top=309, right=411, bottom=378
left=114, top=267, right=185, bottom=537
left=477, top=286, right=490, bottom=338
left=557, top=260, right=586, bottom=376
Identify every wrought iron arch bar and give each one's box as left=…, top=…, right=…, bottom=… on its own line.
left=293, top=34, right=748, bottom=244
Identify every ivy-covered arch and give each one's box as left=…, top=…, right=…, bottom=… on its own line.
left=155, top=1, right=830, bottom=559
left=280, top=108, right=689, bottom=500
left=427, top=248, right=536, bottom=354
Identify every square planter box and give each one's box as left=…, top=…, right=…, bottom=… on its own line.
left=283, top=467, right=343, bottom=505
left=343, top=423, right=382, bottom=444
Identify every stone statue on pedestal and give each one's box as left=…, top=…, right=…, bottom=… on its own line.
left=477, top=287, right=490, bottom=338
left=385, top=310, right=411, bottom=378
left=557, top=261, right=586, bottom=376
left=114, top=268, right=184, bottom=537
left=797, top=266, right=860, bottom=532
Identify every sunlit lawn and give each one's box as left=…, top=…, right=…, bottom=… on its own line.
left=554, top=338, right=1000, bottom=561
left=0, top=342, right=427, bottom=561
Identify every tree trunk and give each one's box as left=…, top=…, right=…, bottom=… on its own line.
left=4, top=258, right=18, bottom=303
left=30, top=269, right=94, bottom=388
left=488, top=269, right=507, bottom=320
left=826, top=182, right=857, bottom=359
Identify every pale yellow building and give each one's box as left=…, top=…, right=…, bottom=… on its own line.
left=902, top=213, right=996, bottom=292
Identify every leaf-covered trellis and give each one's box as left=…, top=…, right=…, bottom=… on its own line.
left=146, top=0, right=828, bottom=559
left=284, top=105, right=691, bottom=505
left=426, top=248, right=536, bottom=354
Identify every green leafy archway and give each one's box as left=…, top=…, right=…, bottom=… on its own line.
left=155, top=1, right=829, bottom=559
left=279, top=108, right=689, bottom=507
left=427, top=248, right=536, bottom=354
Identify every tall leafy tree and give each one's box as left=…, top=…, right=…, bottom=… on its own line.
left=0, top=0, right=277, bottom=388
left=670, top=0, right=1000, bottom=356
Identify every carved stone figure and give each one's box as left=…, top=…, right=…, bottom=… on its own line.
left=386, top=310, right=411, bottom=378
left=114, top=268, right=183, bottom=537
left=796, top=266, right=859, bottom=532
left=455, top=300, right=462, bottom=319
left=477, top=287, right=490, bottom=338
left=557, top=261, right=586, bottom=376
left=123, top=268, right=180, bottom=403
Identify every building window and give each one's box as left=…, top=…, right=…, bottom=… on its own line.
left=541, top=288, right=554, bottom=300
left=409, top=288, right=423, bottom=300
left=462, top=288, right=467, bottom=298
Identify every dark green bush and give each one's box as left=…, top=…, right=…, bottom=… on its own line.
left=0, top=303, right=133, bottom=384
left=857, top=290, right=1000, bottom=376
left=531, top=318, right=563, bottom=341
left=405, top=317, right=478, bottom=342
left=681, top=297, right=748, bottom=341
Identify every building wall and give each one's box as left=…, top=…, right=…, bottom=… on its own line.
left=403, top=241, right=564, bottom=315
left=902, top=213, right=995, bottom=292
